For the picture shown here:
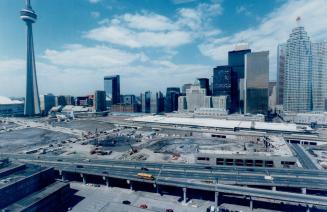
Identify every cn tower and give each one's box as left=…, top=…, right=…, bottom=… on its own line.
left=20, top=0, right=41, bottom=116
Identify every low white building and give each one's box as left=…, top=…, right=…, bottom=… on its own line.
left=212, top=95, right=230, bottom=111
left=282, top=112, right=327, bottom=125
left=194, top=108, right=228, bottom=117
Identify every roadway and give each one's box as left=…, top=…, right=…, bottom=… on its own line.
left=290, top=144, right=321, bottom=170
left=3, top=153, right=327, bottom=190
left=7, top=158, right=327, bottom=207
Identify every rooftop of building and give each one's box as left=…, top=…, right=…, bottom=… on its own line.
left=130, top=115, right=312, bottom=133
left=0, top=163, right=47, bottom=189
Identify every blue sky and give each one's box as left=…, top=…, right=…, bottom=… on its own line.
left=0, top=0, right=326, bottom=97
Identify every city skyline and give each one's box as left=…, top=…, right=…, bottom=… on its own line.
left=0, top=0, right=327, bottom=97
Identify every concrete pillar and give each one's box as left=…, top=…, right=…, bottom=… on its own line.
left=104, top=177, right=110, bottom=187
left=306, top=205, right=310, bottom=212
left=272, top=186, right=276, bottom=191
left=81, top=174, right=86, bottom=184
left=130, top=182, right=133, bottom=191
left=302, top=188, right=307, bottom=194
left=183, top=187, right=187, bottom=205
left=250, top=198, right=253, bottom=211
left=214, top=191, right=219, bottom=207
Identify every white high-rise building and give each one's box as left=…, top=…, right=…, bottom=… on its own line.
left=283, top=18, right=327, bottom=112
left=283, top=22, right=312, bottom=112
left=312, top=42, right=327, bottom=111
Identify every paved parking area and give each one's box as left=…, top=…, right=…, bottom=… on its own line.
left=70, top=182, right=212, bottom=212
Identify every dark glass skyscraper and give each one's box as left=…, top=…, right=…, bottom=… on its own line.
left=165, top=87, right=180, bottom=112
left=104, top=75, right=120, bottom=105
left=228, top=49, right=251, bottom=113
left=94, top=90, right=106, bottom=112
left=197, top=78, right=210, bottom=95
left=277, top=44, right=286, bottom=105
left=212, top=66, right=232, bottom=96
left=21, top=0, right=40, bottom=116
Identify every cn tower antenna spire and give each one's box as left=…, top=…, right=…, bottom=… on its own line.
left=26, top=0, right=31, bottom=8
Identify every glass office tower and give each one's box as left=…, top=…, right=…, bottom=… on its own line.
left=165, top=87, right=180, bottom=112
left=212, top=65, right=232, bottom=97
left=244, top=51, right=269, bottom=115
left=104, top=75, right=120, bottom=105
left=228, top=49, right=251, bottom=113
left=276, top=44, right=286, bottom=105
left=312, top=42, right=327, bottom=111
left=197, top=78, right=210, bottom=95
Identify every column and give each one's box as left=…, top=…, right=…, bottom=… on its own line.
left=214, top=191, right=219, bottom=207
left=302, top=188, right=307, bottom=194
left=250, top=197, right=253, bottom=211
left=183, top=187, right=187, bottom=205
left=103, top=176, right=110, bottom=187
left=81, top=173, right=86, bottom=184
left=272, top=186, right=276, bottom=191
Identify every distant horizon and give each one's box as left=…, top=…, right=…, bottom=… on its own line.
left=0, top=0, right=326, bottom=97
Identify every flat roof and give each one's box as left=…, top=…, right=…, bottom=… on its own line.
left=0, top=164, right=46, bottom=189
left=3, top=181, right=68, bottom=211
left=130, top=116, right=312, bottom=133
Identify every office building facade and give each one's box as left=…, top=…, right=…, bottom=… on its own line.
left=104, top=75, right=120, bottom=105
left=150, top=91, right=164, bottom=114
left=121, top=95, right=136, bottom=105
left=181, top=84, right=192, bottom=95
left=212, top=95, right=230, bottom=112
left=141, top=91, right=151, bottom=113
left=94, top=90, right=106, bottom=112
left=212, top=65, right=232, bottom=97
left=282, top=22, right=327, bottom=112
left=186, top=84, right=211, bottom=112
left=244, top=51, right=269, bottom=115
left=40, top=94, right=56, bottom=116
left=277, top=44, right=286, bottom=105
left=197, top=78, right=210, bottom=95
left=165, top=87, right=180, bottom=112
left=228, top=48, right=251, bottom=113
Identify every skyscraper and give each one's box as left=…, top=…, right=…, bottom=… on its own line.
left=312, top=42, right=327, bottom=111
left=20, top=0, right=40, bottom=116
left=244, top=51, right=269, bottom=115
left=228, top=47, right=251, bottom=113
left=150, top=91, right=164, bottom=114
left=276, top=44, right=286, bottom=105
left=197, top=78, right=210, bottom=95
left=104, top=75, right=120, bottom=105
left=212, top=65, right=232, bottom=97
left=283, top=20, right=312, bottom=112
left=165, top=87, right=180, bottom=112
left=94, top=90, right=106, bottom=112
left=141, top=91, right=151, bottom=113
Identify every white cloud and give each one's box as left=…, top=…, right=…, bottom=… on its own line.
left=42, top=44, right=148, bottom=68
left=86, top=0, right=222, bottom=49
left=89, top=0, right=101, bottom=4
left=171, top=0, right=198, bottom=5
left=122, top=13, right=177, bottom=31
left=236, top=6, right=252, bottom=16
left=91, top=11, right=100, bottom=19
left=199, top=0, right=327, bottom=80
